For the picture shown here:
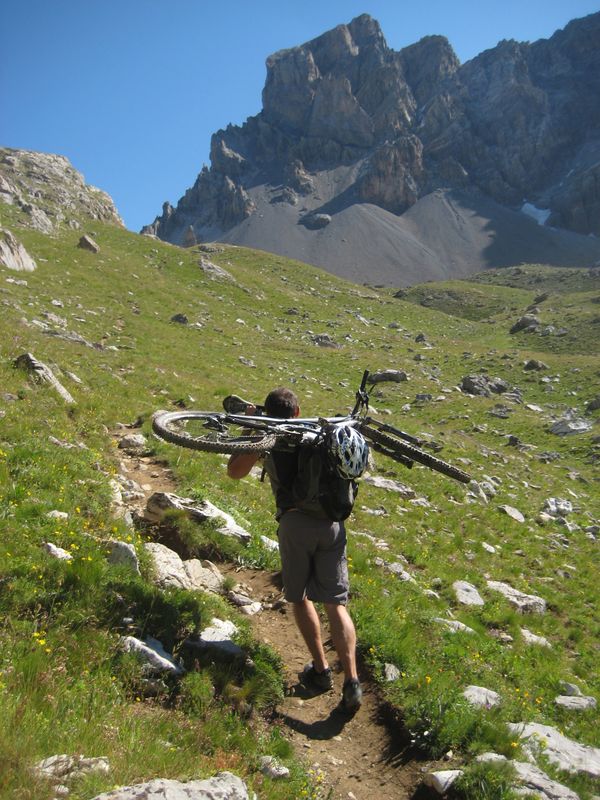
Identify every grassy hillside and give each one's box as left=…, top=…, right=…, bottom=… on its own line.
left=1, top=198, right=599, bottom=799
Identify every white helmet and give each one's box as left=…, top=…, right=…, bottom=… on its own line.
left=327, top=424, right=369, bottom=479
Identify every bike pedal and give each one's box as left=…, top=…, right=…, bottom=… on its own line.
left=223, top=394, right=254, bottom=414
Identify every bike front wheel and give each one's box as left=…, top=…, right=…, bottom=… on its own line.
left=360, top=424, right=472, bottom=483
left=152, top=411, right=278, bottom=455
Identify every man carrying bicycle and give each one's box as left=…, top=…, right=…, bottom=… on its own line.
left=227, top=386, right=364, bottom=715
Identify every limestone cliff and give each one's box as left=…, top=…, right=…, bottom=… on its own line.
left=144, top=13, right=600, bottom=284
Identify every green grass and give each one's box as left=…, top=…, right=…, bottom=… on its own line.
left=1, top=200, right=599, bottom=799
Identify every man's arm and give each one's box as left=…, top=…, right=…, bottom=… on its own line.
left=226, top=402, right=261, bottom=479
left=227, top=452, right=260, bottom=479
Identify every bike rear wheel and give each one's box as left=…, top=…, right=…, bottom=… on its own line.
left=152, top=411, right=278, bottom=455
left=360, top=424, right=472, bottom=483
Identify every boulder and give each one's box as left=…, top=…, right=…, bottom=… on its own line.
left=487, top=581, right=546, bottom=613
left=78, top=234, right=100, bottom=253
left=34, top=754, right=110, bottom=783
left=497, top=505, right=525, bottom=523
left=105, top=540, right=140, bottom=573
left=88, top=772, right=251, bottom=800
left=555, top=695, right=596, bottom=711
left=0, top=227, right=36, bottom=271
left=144, top=493, right=251, bottom=542
left=463, top=685, right=501, bottom=708
left=118, top=433, right=148, bottom=451
left=453, top=580, right=485, bottom=606
left=508, top=721, right=600, bottom=778
left=524, top=359, right=548, bottom=371
left=368, top=369, right=409, bottom=383
left=300, top=213, right=332, bottom=229
left=423, top=770, right=463, bottom=794
left=550, top=416, right=593, bottom=435
left=433, top=618, right=476, bottom=634
left=14, top=352, right=75, bottom=404
left=520, top=628, right=551, bottom=647
left=42, top=542, right=73, bottom=561
left=510, top=315, right=540, bottom=334
left=363, top=475, right=416, bottom=497
left=122, top=635, right=184, bottom=676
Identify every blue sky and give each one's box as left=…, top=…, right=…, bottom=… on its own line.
left=2, top=1, right=598, bottom=232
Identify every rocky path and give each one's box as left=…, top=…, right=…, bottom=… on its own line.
left=116, top=435, right=433, bottom=800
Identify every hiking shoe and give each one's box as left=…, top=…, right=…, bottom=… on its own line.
left=339, top=678, right=363, bottom=714
left=299, top=663, right=333, bottom=693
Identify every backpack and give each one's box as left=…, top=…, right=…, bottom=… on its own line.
left=291, top=441, right=359, bottom=521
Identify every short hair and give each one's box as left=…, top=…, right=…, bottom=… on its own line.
left=264, top=387, right=299, bottom=419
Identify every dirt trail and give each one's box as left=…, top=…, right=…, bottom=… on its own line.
left=117, top=439, right=436, bottom=800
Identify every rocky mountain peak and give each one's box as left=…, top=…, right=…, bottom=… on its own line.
left=144, top=13, right=600, bottom=285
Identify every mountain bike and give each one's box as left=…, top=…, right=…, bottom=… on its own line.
left=152, top=370, right=472, bottom=484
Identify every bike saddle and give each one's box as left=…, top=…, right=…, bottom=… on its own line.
left=222, top=394, right=264, bottom=415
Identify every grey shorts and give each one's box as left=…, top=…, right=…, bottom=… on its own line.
left=277, top=510, right=349, bottom=604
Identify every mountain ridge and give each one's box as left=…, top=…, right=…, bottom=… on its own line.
left=144, top=13, right=600, bottom=285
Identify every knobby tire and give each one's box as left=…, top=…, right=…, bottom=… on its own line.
left=152, top=411, right=278, bottom=455
left=360, top=424, right=471, bottom=483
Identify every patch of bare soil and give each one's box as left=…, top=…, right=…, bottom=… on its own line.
left=116, top=434, right=438, bottom=800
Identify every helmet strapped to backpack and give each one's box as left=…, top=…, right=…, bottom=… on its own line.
left=327, top=424, right=369, bottom=479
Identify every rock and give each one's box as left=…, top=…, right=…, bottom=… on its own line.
left=300, top=213, right=331, bottom=229
left=550, top=417, right=593, bottom=435
left=460, top=375, right=509, bottom=397
left=383, top=663, right=401, bottom=681
left=310, top=333, right=339, bottom=348
left=46, top=510, right=69, bottom=520
left=510, top=315, right=540, bottom=334
left=34, top=754, right=110, bottom=783
left=78, top=234, right=100, bottom=253
left=122, top=635, right=184, bottom=676
left=368, top=369, right=409, bottom=383
left=433, top=618, right=476, bottom=634
left=555, top=695, right=596, bottom=711
left=482, top=542, right=497, bottom=553
left=118, top=433, right=148, bottom=451
left=14, top=352, right=75, bottom=404
left=423, top=769, right=463, bottom=794
left=487, top=581, right=546, bottom=613
left=363, top=475, right=416, bottom=497
left=198, top=257, right=235, bottom=281
left=512, top=761, right=580, bottom=800
left=463, top=685, right=501, bottom=708
left=560, top=682, right=582, bottom=697
left=586, top=396, right=600, bottom=413
left=194, top=618, right=243, bottom=659
left=87, top=772, right=251, bottom=800
left=508, top=721, right=600, bottom=778
left=260, top=535, right=279, bottom=551
left=42, top=542, right=73, bottom=561
left=144, top=493, right=251, bottom=542
left=144, top=542, right=191, bottom=589
left=543, top=498, right=573, bottom=517
left=105, top=540, right=140, bottom=574
left=453, top=580, right=485, bottom=606
left=497, top=505, right=525, bottom=523
left=184, top=559, right=224, bottom=593
left=259, top=755, right=290, bottom=779
left=521, top=628, right=551, bottom=647
left=0, top=227, right=37, bottom=271
left=524, top=359, right=548, bottom=371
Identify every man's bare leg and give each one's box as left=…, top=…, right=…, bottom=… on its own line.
left=292, top=599, right=329, bottom=672
left=324, top=603, right=358, bottom=681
